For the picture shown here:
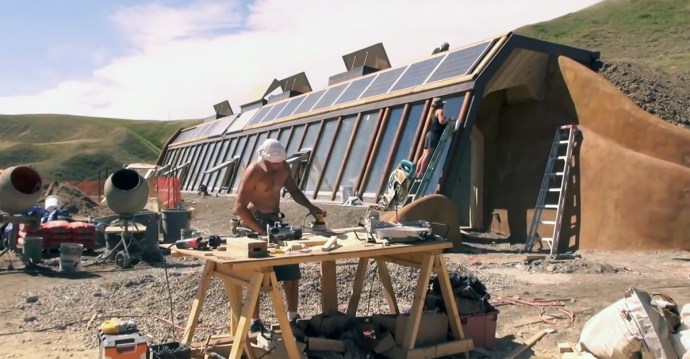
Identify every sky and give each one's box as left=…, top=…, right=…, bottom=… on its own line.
left=0, top=0, right=604, bottom=121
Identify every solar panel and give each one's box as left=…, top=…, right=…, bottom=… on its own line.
left=312, top=83, right=348, bottom=110
left=333, top=76, right=375, bottom=105
left=276, top=96, right=305, bottom=118
left=246, top=105, right=272, bottom=127
left=426, top=40, right=492, bottom=83
left=292, top=90, right=325, bottom=115
left=360, top=67, right=406, bottom=98
left=389, top=57, right=444, bottom=92
left=261, top=101, right=289, bottom=123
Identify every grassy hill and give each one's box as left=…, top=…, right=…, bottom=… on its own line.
left=0, top=114, right=202, bottom=181
left=516, top=0, right=690, bottom=74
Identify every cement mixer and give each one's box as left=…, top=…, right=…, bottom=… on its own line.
left=100, top=169, right=151, bottom=268
left=104, top=168, right=149, bottom=216
left=0, top=166, right=44, bottom=267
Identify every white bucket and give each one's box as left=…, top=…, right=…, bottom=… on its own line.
left=339, top=185, right=353, bottom=203
left=45, top=195, right=61, bottom=212
left=59, top=243, right=83, bottom=272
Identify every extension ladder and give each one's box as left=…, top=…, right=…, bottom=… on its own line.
left=524, top=125, right=579, bottom=255
left=405, top=123, right=454, bottom=204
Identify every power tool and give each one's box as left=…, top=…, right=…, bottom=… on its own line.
left=174, top=235, right=224, bottom=250
left=267, top=222, right=303, bottom=242
left=309, top=211, right=328, bottom=230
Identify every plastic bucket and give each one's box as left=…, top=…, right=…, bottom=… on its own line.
left=161, top=209, right=190, bottom=243
left=22, top=237, right=43, bottom=263
left=59, top=243, right=83, bottom=272
left=45, top=195, right=61, bottom=212
left=339, top=185, right=353, bottom=203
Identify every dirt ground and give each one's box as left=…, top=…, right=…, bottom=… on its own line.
left=1, top=194, right=689, bottom=359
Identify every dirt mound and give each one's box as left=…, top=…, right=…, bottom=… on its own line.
left=504, top=258, right=628, bottom=274
left=42, top=181, right=112, bottom=217
left=599, top=60, right=690, bottom=129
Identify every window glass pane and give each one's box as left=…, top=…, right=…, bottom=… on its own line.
left=300, top=122, right=320, bottom=150
left=208, top=139, right=230, bottom=191
left=339, top=111, right=379, bottom=192
left=390, top=102, right=425, bottom=168
left=197, top=142, right=217, bottom=189
left=183, top=145, right=200, bottom=190
left=268, top=129, right=279, bottom=140
left=191, top=143, right=211, bottom=190
left=286, top=125, right=304, bottom=155
left=305, top=120, right=338, bottom=192
left=230, top=135, right=255, bottom=192
left=319, top=115, right=357, bottom=196
left=364, top=111, right=402, bottom=194
left=255, top=132, right=269, bottom=154
left=278, top=127, right=292, bottom=150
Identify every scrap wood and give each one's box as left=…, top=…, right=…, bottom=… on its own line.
left=505, top=328, right=556, bottom=359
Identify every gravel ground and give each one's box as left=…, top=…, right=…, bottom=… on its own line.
left=14, top=256, right=516, bottom=349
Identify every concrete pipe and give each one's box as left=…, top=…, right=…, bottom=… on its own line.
left=0, top=166, right=43, bottom=214
left=104, top=169, right=149, bottom=216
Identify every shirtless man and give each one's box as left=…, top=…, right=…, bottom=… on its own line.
left=234, top=138, right=323, bottom=333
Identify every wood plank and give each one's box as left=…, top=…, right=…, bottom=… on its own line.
left=225, top=237, right=268, bottom=258
left=376, top=259, right=399, bottom=314
left=434, top=255, right=466, bottom=339
left=321, top=260, right=338, bottom=313
left=227, top=272, right=264, bottom=359
left=266, top=271, right=302, bottom=359
left=401, top=254, right=434, bottom=351
left=346, top=257, right=369, bottom=316
left=173, top=238, right=450, bottom=269
left=181, top=261, right=215, bottom=344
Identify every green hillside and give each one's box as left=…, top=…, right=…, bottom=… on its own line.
left=516, top=0, right=690, bottom=73
left=0, top=114, right=202, bottom=181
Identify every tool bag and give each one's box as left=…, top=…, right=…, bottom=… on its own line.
left=577, top=288, right=679, bottom=359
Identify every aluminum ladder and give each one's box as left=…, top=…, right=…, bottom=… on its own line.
left=405, top=123, right=454, bottom=204
left=524, top=125, right=579, bottom=255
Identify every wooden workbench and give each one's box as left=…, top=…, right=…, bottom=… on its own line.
left=172, top=231, right=474, bottom=359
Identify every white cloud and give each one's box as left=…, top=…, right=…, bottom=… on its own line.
left=0, top=0, right=604, bottom=120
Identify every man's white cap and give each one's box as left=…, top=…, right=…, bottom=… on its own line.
left=257, top=138, right=287, bottom=171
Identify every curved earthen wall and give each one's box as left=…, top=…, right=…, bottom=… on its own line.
left=479, top=56, right=690, bottom=251
left=559, top=57, right=690, bottom=250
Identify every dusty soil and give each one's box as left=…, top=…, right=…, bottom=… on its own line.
left=1, top=194, right=688, bottom=359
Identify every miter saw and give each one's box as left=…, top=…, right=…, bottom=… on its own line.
left=378, top=159, right=416, bottom=211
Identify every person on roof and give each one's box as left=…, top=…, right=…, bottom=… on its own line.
left=432, top=42, right=450, bottom=55
left=414, top=97, right=449, bottom=178
left=234, top=138, right=324, bottom=333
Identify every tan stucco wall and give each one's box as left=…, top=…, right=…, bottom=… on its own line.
left=478, top=56, right=690, bottom=251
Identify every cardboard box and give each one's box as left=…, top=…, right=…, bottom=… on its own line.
left=394, top=312, right=449, bottom=347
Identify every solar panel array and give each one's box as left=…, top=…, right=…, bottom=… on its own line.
left=238, top=39, right=492, bottom=131
left=171, top=114, right=239, bottom=144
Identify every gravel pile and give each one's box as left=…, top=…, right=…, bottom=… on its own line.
left=15, top=257, right=515, bottom=348
left=502, top=258, right=628, bottom=274
left=599, top=60, right=690, bottom=129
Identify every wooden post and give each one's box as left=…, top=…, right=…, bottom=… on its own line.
left=181, top=261, right=216, bottom=344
